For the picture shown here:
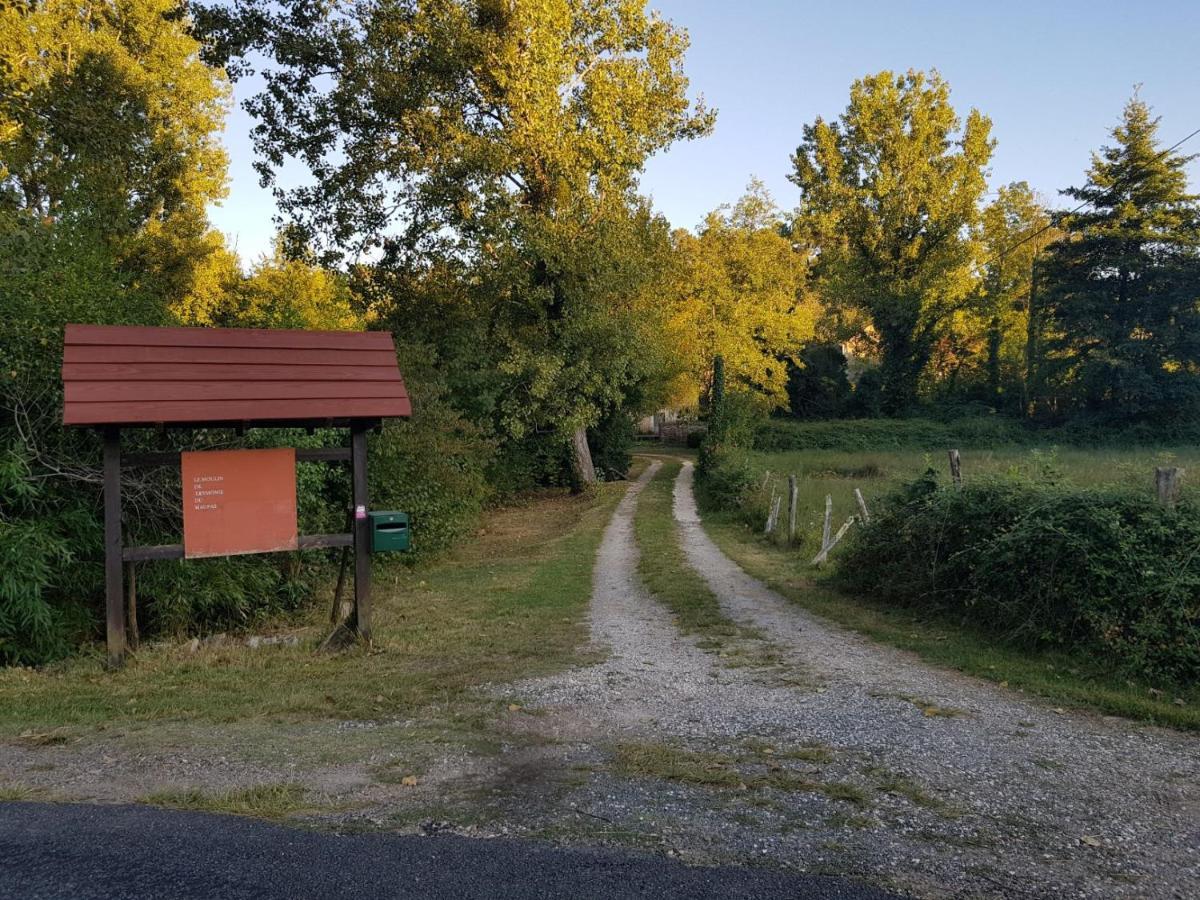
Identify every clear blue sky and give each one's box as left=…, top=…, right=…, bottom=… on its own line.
left=208, top=0, right=1200, bottom=262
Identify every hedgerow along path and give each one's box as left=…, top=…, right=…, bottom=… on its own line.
left=504, top=457, right=1200, bottom=899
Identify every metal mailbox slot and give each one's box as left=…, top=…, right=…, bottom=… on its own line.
left=368, top=511, right=411, bottom=552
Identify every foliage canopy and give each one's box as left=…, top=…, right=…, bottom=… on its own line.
left=1038, top=97, right=1200, bottom=422
left=791, top=69, right=994, bottom=413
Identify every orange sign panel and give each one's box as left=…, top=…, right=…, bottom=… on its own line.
left=182, top=448, right=298, bottom=559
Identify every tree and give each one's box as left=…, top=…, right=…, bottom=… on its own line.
left=190, top=242, right=365, bottom=331
left=1038, top=96, right=1200, bottom=421
left=785, top=343, right=851, bottom=419
left=1, top=0, right=232, bottom=663
left=1, top=0, right=229, bottom=306
left=954, top=182, right=1059, bottom=407
left=198, top=0, right=713, bottom=484
left=669, top=181, right=817, bottom=409
left=790, top=70, right=993, bottom=413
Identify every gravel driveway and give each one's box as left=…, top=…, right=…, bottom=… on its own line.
left=509, top=460, right=1200, bottom=898
left=3, top=461, right=1196, bottom=898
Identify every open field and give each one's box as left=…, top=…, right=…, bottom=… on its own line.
left=739, top=444, right=1200, bottom=557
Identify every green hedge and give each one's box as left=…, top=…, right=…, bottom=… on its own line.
left=837, top=473, right=1200, bottom=684
left=753, top=415, right=1200, bottom=454
left=752, top=417, right=1029, bottom=452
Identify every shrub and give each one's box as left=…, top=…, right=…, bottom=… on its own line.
left=488, top=431, right=573, bottom=494
left=721, top=391, right=770, bottom=449
left=837, top=473, right=1200, bottom=684
left=0, top=453, right=81, bottom=665
left=138, top=556, right=308, bottom=637
left=694, top=452, right=758, bottom=514
left=369, top=355, right=495, bottom=559
left=0, top=219, right=168, bottom=663
left=588, top=408, right=634, bottom=481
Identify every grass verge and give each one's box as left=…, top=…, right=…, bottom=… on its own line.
left=698, top=512, right=1200, bottom=731
left=141, top=782, right=310, bottom=819
left=0, top=472, right=635, bottom=734
left=613, top=741, right=866, bottom=805
left=633, top=460, right=746, bottom=640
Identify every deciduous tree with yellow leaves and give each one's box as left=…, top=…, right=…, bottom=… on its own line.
left=791, top=69, right=993, bottom=413
left=668, top=181, right=818, bottom=409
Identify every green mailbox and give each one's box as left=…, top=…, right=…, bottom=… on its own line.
left=369, top=511, right=411, bottom=553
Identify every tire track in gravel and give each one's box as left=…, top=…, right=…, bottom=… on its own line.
left=671, top=459, right=1200, bottom=899
left=515, top=460, right=813, bottom=740
left=513, top=461, right=1178, bottom=897
left=524, top=458, right=723, bottom=735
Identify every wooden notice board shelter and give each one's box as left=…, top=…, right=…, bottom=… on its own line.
left=62, top=324, right=412, bottom=666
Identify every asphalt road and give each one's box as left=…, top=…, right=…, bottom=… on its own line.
left=0, top=802, right=901, bottom=899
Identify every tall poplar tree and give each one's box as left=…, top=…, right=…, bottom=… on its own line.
left=790, top=70, right=993, bottom=413
left=970, top=183, right=1059, bottom=406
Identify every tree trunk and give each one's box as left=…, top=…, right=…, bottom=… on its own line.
left=1023, top=258, right=1042, bottom=417
left=570, top=426, right=597, bottom=489
left=986, top=315, right=1002, bottom=405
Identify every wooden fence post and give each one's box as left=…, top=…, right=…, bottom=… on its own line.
left=1155, top=467, right=1183, bottom=507
left=102, top=427, right=127, bottom=668
left=821, top=494, right=832, bottom=551
left=854, top=488, right=870, bottom=525
left=812, top=517, right=855, bottom=566
left=766, top=494, right=782, bottom=535
left=787, top=475, right=799, bottom=543
left=351, top=424, right=372, bottom=642
left=949, top=449, right=962, bottom=488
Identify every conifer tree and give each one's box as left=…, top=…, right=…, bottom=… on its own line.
left=1039, top=96, right=1200, bottom=420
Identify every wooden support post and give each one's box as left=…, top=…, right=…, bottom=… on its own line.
left=854, top=488, right=871, bottom=525
left=766, top=494, right=782, bottom=535
left=1155, top=467, right=1183, bottom=507
left=102, top=427, right=127, bottom=668
left=125, top=561, right=139, bottom=652
left=350, top=424, right=372, bottom=641
left=787, top=475, right=799, bottom=543
left=821, top=494, right=833, bottom=550
left=812, top=517, right=855, bottom=567
left=328, top=506, right=354, bottom=625
left=330, top=545, right=351, bottom=624
left=948, top=449, right=962, bottom=488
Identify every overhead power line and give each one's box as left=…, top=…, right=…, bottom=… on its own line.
left=986, top=124, right=1200, bottom=266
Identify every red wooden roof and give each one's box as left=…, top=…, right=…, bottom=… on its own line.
left=62, top=324, right=411, bottom=427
